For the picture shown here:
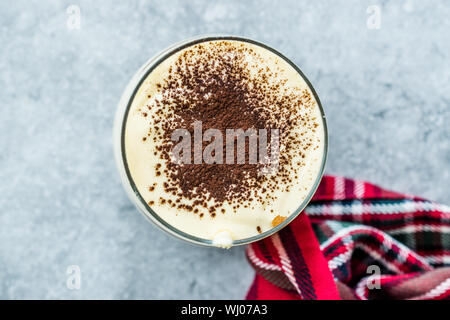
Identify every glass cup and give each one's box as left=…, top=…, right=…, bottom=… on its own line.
left=113, top=35, right=328, bottom=247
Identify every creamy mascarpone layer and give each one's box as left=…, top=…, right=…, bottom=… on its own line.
left=124, top=40, right=325, bottom=245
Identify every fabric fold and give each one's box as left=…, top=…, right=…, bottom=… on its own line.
left=246, top=176, right=450, bottom=300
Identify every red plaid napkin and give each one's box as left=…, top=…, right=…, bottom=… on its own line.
left=246, top=176, right=450, bottom=300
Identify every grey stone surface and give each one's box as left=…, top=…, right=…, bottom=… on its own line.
left=0, top=0, right=449, bottom=299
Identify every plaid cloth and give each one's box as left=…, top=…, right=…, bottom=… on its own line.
left=246, top=176, right=450, bottom=300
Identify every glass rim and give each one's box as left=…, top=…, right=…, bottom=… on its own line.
left=114, top=34, right=328, bottom=247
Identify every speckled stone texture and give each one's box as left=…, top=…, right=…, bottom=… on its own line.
left=0, top=0, right=449, bottom=299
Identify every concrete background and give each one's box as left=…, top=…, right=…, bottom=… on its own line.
left=0, top=0, right=449, bottom=299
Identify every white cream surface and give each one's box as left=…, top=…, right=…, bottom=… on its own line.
left=124, top=40, right=325, bottom=245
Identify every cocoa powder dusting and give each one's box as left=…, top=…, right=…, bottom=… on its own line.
left=143, top=41, right=318, bottom=216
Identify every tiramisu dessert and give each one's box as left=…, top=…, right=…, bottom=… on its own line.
left=121, top=39, right=325, bottom=247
